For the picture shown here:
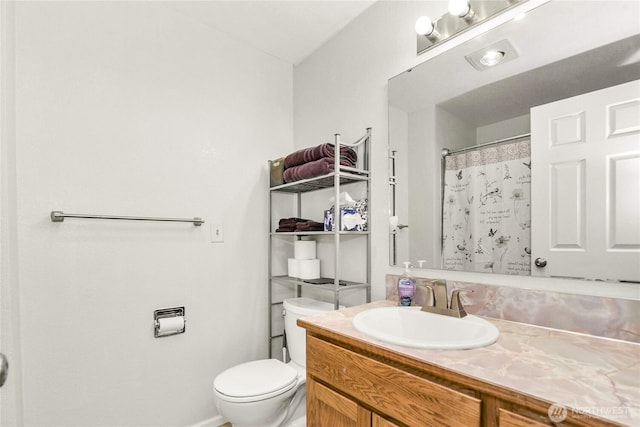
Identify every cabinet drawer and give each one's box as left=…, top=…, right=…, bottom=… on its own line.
left=307, top=335, right=481, bottom=427
left=308, top=378, right=371, bottom=426
left=499, top=408, right=550, bottom=427
left=373, top=414, right=402, bottom=427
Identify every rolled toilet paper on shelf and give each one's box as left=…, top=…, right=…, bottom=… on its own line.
left=294, top=240, right=316, bottom=260
left=288, top=258, right=299, bottom=278
left=297, top=259, right=320, bottom=280
left=157, top=316, right=185, bottom=334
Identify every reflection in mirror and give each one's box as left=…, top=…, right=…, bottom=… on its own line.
left=388, top=0, right=640, bottom=283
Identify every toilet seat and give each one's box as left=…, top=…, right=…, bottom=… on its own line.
left=214, top=359, right=298, bottom=403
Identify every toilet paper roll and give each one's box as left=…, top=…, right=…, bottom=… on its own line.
left=294, top=240, right=316, bottom=260
left=157, top=316, right=185, bottom=334
left=297, top=259, right=320, bottom=280
left=288, top=258, right=299, bottom=278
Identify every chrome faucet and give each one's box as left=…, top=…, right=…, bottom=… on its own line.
left=420, top=280, right=471, bottom=318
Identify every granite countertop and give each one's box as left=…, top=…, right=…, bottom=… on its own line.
left=300, top=300, right=640, bottom=426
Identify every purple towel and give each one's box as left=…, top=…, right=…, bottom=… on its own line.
left=284, top=143, right=357, bottom=169
left=283, top=157, right=354, bottom=183
left=295, top=220, right=324, bottom=231
left=276, top=217, right=310, bottom=232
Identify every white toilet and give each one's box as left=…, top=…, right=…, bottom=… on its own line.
left=213, top=297, right=337, bottom=427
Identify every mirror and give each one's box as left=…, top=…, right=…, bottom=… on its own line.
left=389, top=0, right=640, bottom=282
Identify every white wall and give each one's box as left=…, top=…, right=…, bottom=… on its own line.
left=476, top=114, right=530, bottom=144
left=294, top=0, right=443, bottom=301
left=7, top=1, right=293, bottom=425
left=389, top=105, right=409, bottom=265
left=407, top=107, right=436, bottom=267
left=294, top=0, right=640, bottom=301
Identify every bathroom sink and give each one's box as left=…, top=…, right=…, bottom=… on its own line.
left=352, top=306, right=499, bottom=350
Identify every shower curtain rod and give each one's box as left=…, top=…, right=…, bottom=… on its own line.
left=442, top=132, right=531, bottom=157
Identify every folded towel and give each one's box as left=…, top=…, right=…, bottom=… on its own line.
left=296, top=226, right=324, bottom=232
left=276, top=217, right=311, bottom=232
left=279, top=217, right=307, bottom=226
left=295, top=220, right=324, bottom=231
left=276, top=218, right=324, bottom=232
left=284, top=143, right=357, bottom=169
left=283, top=157, right=354, bottom=183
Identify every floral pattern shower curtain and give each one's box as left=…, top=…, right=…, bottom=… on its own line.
left=441, top=139, right=531, bottom=275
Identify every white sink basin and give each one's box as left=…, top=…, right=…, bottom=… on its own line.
left=352, top=306, right=499, bottom=350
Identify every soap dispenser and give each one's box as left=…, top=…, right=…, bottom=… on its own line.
left=397, top=262, right=416, bottom=306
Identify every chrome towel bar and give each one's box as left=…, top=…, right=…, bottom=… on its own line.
left=50, top=211, right=204, bottom=226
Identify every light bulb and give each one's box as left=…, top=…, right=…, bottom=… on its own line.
left=415, top=16, right=434, bottom=36
left=479, top=50, right=505, bottom=67
left=448, top=0, right=471, bottom=17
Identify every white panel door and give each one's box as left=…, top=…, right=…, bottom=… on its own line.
left=531, top=80, right=640, bottom=281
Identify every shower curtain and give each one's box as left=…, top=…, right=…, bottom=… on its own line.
left=441, top=138, right=531, bottom=275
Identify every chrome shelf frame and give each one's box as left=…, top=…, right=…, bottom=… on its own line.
left=270, top=275, right=371, bottom=293
left=267, top=128, right=372, bottom=358
left=269, top=168, right=369, bottom=194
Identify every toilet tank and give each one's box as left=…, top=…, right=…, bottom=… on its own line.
left=283, top=298, right=339, bottom=367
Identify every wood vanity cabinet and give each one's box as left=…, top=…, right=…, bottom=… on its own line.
left=306, top=335, right=481, bottom=426
left=304, top=331, right=622, bottom=427
left=307, top=377, right=402, bottom=427
left=498, top=409, right=550, bottom=427
left=307, top=377, right=370, bottom=426
left=372, top=415, right=402, bottom=427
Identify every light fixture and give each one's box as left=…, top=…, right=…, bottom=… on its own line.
left=415, top=16, right=441, bottom=42
left=465, top=39, right=519, bottom=71
left=479, top=50, right=505, bottom=67
left=416, top=0, right=526, bottom=55
left=415, top=16, right=434, bottom=36
left=448, top=0, right=475, bottom=22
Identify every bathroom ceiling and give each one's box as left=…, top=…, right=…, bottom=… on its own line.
left=159, top=0, right=377, bottom=65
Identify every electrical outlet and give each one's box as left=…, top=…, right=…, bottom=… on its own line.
left=210, top=223, right=224, bottom=243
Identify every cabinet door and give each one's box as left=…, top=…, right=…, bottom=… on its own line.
left=499, top=408, right=550, bottom=427
left=307, top=377, right=371, bottom=427
left=372, top=414, right=402, bottom=427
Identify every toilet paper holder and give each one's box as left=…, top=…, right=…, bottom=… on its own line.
left=154, top=306, right=186, bottom=338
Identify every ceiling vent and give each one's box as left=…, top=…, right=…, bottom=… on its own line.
left=465, top=39, right=519, bottom=71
